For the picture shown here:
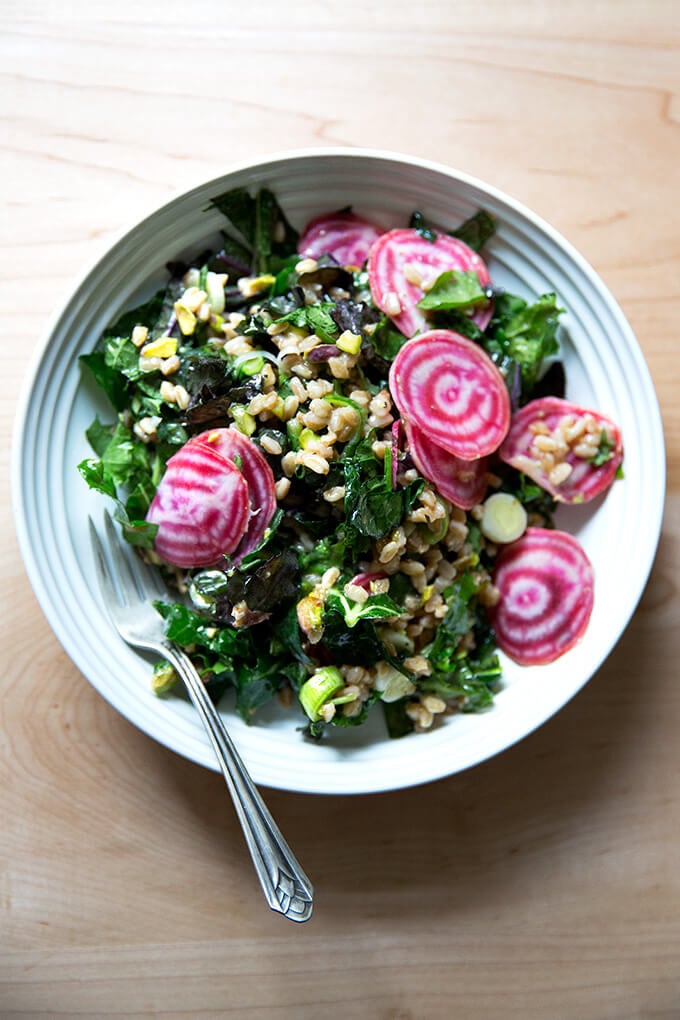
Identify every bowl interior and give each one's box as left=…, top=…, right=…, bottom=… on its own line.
left=13, top=150, right=665, bottom=793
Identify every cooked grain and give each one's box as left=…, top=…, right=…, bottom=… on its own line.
left=260, top=434, right=283, bottom=456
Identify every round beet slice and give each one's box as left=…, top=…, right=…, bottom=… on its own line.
left=389, top=330, right=511, bottom=460
left=368, top=227, right=493, bottom=337
left=188, top=427, right=277, bottom=559
left=146, top=443, right=250, bottom=568
left=498, top=396, right=623, bottom=504
left=297, top=210, right=384, bottom=268
left=489, top=527, right=594, bottom=666
left=405, top=420, right=489, bottom=510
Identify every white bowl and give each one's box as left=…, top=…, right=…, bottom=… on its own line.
left=12, top=148, right=665, bottom=794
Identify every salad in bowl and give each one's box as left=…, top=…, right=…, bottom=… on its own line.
left=78, top=183, right=623, bottom=742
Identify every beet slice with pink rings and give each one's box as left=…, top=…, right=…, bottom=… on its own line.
left=405, top=421, right=489, bottom=510
left=488, top=527, right=594, bottom=666
left=368, top=228, right=493, bottom=337
left=389, top=329, right=511, bottom=461
left=146, top=442, right=250, bottom=569
left=297, top=210, right=384, bottom=268
left=498, top=396, right=623, bottom=504
left=188, top=427, right=277, bottom=558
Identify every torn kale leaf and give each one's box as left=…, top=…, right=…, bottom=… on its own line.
left=451, top=209, right=496, bottom=252
left=225, top=549, right=299, bottom=615
left=325, top=589, right=401, bottom=629
left=209, top=186, right=299, bottom=274
left=483, top=291, right=563, bottom=401
left=417, top=270, right=491, bottom=312
left=409, top=210, right=437, bottom=242
left=342, top=438, right=423, bottom=542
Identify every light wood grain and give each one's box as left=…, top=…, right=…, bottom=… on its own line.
left=2, top=2, right=679, bottom=1017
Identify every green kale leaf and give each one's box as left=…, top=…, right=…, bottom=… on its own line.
left=273, top=302, right=339, bottom=344
left=325, top=589, right=402, bottom=628
left=426, top=574, right=478, bottom=674
left=79, top=351, right=129, bottom=412
left=417, top=270, right=490, bottom=312
left=209, top=187, right=299, bottom=274
left=451, top=209, right=496, bottom=252
left=484, top=291, right=563, bottom=400
left=409, top=210, right=437, bottom=242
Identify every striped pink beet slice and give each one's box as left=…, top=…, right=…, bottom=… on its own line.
left=389, top=329, right=510, bottom=461
left=188, top=427, right=277, bottom=559
left=488, top=527, right=594, bottom=666
left=297, top=210, right=384, bottom=268
left=146, top=442, right=250, bottom=568
left=498, top=396, right=624, bottom=504
left=368, top=228, right=493, bottom=337
left=404, top=420, right=489, bottom=510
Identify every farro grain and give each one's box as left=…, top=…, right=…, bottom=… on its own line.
left=548, top=462, right=573, bottom=486
left=323, top=485, right=346, bottom=503
left=319, top=702, right=336, bottom=723
left=299, top=334, right=322, bottom=354
left=181, top=286, right=208, bottom=313
left=160, top=355, right=180, bottom=376
left=342, top=700, right=364, bottom=719
left=533, top=434, right=558, bottom=452
left=348, top=388, right=371, bottom=408
left=291, top=361, right=314, bottom=379
left=328, top=355, right=353, bottom=379
left=400, top=559, right=426, bottom=577
left=422, top=695, right=447, bottom=714
left=297, top=451, right=330, bottom=475
left=281, top=451, right=297, bottom=477
left=133, top=416, right=160, bottom=443
left=295, top=257, right=318, bottom=274
left=321, top=567, right=341, bottom=588
left=478, top=582, right=501, bottom=608
left=403, top=262, right=424, bottom=286
left=267, top=321, right=288, bottom=336
left=289, top=377, right=308, bottom=401
left=303, top=398, right=333, bottom=428
left=248, top=392, right=279, bottom=416
left=407, top=704, right=434, bottom=730
left=378, top=542, right=400, bottom=564
left=403, top=654, right=432, bottom=676
left=447, top=521, right=469, bottom=551
left=281, top=395, right=300, bottom=421
left=224, top=336, right=253, bottom=356
left=384, top=291, right=402, bottom=316
left=274, top=477, right=291, bottom=500
left=174, top=385, right=190, bottom=411
left=563, top=416, right=587, bottom=442
left=139, top=356, right=162, bottom=374
left=261, top=364, right=277, bottom=391
left=131, top=325, right=148, bottom=347
left=303, top=439, right=334, bottom=459
left=260, top=434, right=283, bottom=456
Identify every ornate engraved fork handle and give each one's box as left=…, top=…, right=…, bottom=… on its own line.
left=163, top=642, right=313, bottom=922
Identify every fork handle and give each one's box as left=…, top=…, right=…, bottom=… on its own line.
left=162, top=642, right=313, bottom=923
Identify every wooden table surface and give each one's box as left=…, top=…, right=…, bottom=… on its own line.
left=2, top=3, right=679, bottom=1017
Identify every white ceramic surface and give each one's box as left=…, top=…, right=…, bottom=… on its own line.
left=12, top=148, right=665, bottom=794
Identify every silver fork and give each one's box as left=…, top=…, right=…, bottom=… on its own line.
left=88, top=511, right=313, bottom=923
